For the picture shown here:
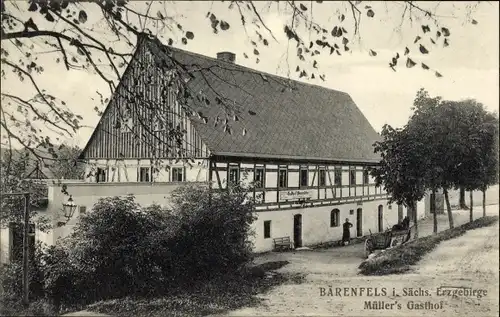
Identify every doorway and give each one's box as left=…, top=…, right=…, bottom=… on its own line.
left=398, top=204, right=404, bottom=223
left=293, top=214, right=302, bottom=248
left=356, top=208, right=363, bottom=237
left=378, top=205, right=384, bottom=232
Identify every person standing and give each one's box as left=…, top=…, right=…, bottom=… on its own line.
left=342, top=218, right=353, bottom=245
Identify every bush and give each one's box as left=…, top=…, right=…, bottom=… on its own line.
left=0, top=242, right=47, bottom=315
left=39, top=185, right=257, bottom=307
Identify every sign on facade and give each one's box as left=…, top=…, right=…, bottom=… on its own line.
left=279, top=190, right=313, bottom=201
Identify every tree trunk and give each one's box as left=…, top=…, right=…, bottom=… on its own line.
left=459, top=186, right=468, bottom=209
left=469, top=190, right=473, bottom=222
left=411, top=201, right=419, bottom=239
left=443, top=188, right=454, bottom=229
left=432, top=189, right=438, bottom=234
left=483, top=189, right=486, bottom=217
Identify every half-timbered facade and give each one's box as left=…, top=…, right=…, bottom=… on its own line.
left=78, top=34, right=411, bottom=252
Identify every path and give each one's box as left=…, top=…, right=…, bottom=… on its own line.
left=223, top=204, right=499, bottom=316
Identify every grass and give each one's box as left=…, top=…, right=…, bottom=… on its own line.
left=358, top=215, right=499, bottom=276
left=86, top=260, right=305, bottom=317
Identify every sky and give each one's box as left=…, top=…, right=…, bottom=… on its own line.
left=1, top=1, right=499, bottom=148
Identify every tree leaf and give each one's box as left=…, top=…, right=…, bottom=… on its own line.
left=369, top=49, right=377, bottom=57
left=253, top=48, right=259, bottom=55
left=263, top=39, right=268, bottom=46
left=299, top=3, right=307, bottom=11
left=367, top=9, right=375, bottom=18
left=441, top=27, right=450, bottom=37
left=406, top=58, right=416, bottom=68
left=421, top=25, right=430, bottom=33
left=168, top=38, right=173, bottom=45
left=248, top=110, right=256, bottom=115
left=414, top=36, right=421, bottom=44
left=45, top=12, right=55, bottom=22
left=435, top=71, right=443, bottom=77
left=28, top=2, right=38, bottom=12
left=339, top=14, right=345, bottom=22
left=181, top=38, right=187, bottom=45
left=444, top=38, right=449, bottom=47
left=342, top=37, right=349, bottom=45
left=220, top=20, right=230, bottom=31
left=78, top=10, right=88, bottom=24
left=419, top=44, right=429, bottom=54
left=404, top=47, right=410, bottom=55
left=157, top=11, right=164, bottom=20
left=471, top=19, right=478, bottom=25
left=186, top=31, right=194, bottom=40
left=242, top=128, right=247, bottom=136
left=421, top=63, right=429, bottom=70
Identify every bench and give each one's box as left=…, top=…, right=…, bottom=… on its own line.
left=273, top=236, right=293, bottom=251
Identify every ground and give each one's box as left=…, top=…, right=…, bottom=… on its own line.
left=221, top=205, right=499, bottom=316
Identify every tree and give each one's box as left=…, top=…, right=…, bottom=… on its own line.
left=1, top=1, right=485, bottom=165
left=403, top=91, right=498, bottom=229
left=46, top=144, right=84, bottom=179
left=371, top=124, right=428, bottom=238
left=0, top=148, right=50, bottom=230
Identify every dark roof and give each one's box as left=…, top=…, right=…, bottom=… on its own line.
left=145, top=37, right=381, bottom=163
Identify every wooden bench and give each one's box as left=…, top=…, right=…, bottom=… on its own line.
left=273, top=236, right=293, bottom=251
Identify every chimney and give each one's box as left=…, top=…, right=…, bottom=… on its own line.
left=216, top=51, right=236, bottom=63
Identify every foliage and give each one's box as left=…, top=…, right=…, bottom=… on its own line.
left=10, top=184, right=256, bottom=311
left=1, top=1, right=485, bottom=165
left=0, top=144, right=83, bottom=229
left=87, top=261, right=304, bottom=317
left=0, top=149, right=50, bottom=230
left=371, top=124, right=427, bottom=210
left=358, top=215, right=499, bottom=276
left=0, top=241, right=47, bottom=316
left=373, top=88, right=499, bottom=229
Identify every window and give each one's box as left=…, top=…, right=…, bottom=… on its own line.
left=330, top=209, right=340, bottom=227
left=139, top=167, right=151, bottom=182
left=79, top=206, right=86, bottom=214
left=349, top=169, right=356, bottom=186
left=96, top=167, right=107, bottom=183
left=363, top=169, right=370, bottom=184
left=263, top=220, right=271, bottom=239
left=299, top=167, right=308, bottom=187
left=171, top=167, right=185, bottom=182
left=228, top=166, right=240, bottom=185
left=318, top=168, right=326, bottom=186
left=254, top=167, right=265, bottom=188
left=278, top=167, right=288, bottom=188
left=334, top=168, right=342, bottom=186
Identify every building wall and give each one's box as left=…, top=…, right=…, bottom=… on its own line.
left=83, top=159, right=209, bottom=183
left=250, top=198, right=425, bottom=253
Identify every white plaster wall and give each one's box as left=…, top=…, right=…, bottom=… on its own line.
left=250, top=199, right=408, bottom=253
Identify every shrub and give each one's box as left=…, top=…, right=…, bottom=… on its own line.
left=38, top=185, right=258, bottom=306
left=0, top=241, right=46, bottom=315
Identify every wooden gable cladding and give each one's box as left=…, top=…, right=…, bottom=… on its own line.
left=81, top=40, right=209, bottom=160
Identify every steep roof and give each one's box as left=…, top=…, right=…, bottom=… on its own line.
left=145, top=38, right=381, bottom=163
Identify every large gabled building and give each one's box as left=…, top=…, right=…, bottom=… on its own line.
left=77, top=34, right=421, bottom=252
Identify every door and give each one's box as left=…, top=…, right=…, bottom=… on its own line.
left=356, top=208, right=363, bottom=237
left=398, top=204, right=404, bottom=223
left=378, top=205, right=384, bottom=232
left=293, top=214, right=302, bottom=248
